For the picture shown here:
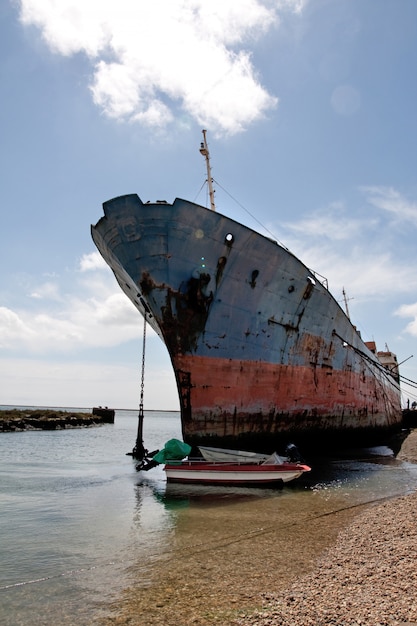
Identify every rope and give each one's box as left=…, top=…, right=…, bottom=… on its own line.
left=332, top=330, right=401, bottom=386
left=399, top=374, right=417, bottom=389
left=331, top=330, right=417, bottom=411
left=213, top=178, right=290, bottom=250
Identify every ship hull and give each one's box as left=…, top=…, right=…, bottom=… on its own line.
left=92, top=194, right=402, bottom=454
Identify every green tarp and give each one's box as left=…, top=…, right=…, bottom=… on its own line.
left=152, top=438, right=192, bottom=464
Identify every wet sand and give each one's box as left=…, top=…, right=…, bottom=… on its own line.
left=102, top=430, right=417, bottom=626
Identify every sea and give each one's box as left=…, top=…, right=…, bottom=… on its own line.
left=1, top=407, right=417, bottom=626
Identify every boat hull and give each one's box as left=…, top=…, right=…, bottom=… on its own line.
left=164, top=462, right=310, bottom=485
left=91, top=194, right=402, bottom=453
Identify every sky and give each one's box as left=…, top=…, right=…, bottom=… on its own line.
left=1, top=0, right=416, bottom=410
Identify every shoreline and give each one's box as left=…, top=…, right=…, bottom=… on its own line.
left=103, top=429, right=417, bottom=626
left=233, top=428, right=417, bottom=625
left=234, top=494, right=417, bottom=625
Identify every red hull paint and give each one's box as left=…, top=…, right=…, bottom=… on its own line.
left=174, top=354, right=400, bottom=437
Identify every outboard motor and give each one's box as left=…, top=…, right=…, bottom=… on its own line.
left=136, top=449, right=160, bottom=471
left=285, top=443, right=305, bottom=464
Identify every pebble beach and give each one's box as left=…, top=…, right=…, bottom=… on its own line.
left=233, top=430, right=417, bottom=626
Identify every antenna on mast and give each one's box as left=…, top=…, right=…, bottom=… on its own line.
left=342, top=287, right=353, bottom=320
left=199, top=129, right=216, bottom=211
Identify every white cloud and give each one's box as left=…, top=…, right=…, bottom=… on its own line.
left=396, top=302, right=417, bottom=339
left=0, top=357, right=178, bottom=409
left=283, top=201, right=372, bottom=241
left=362, top=186, right=417, bottom=227
left=279, top=186, right=417, bottom=302
left=17, top=0, right=306, bottom=134
left=29, top=280, right=63, bottom=301
left=0, top=261, right=143, bottom=353
left=79, top=251, right=108, bottom=272
left=0, top=307, right=37, bottom=345
left=0, top=255, right=177, bottom=408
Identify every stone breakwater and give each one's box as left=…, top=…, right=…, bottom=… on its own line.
left=0, top=408, right=114, bottom=431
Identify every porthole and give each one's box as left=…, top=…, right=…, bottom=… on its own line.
left=225, top=233, right=234, bottom=245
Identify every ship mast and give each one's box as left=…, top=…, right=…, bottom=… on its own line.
left=199, top=129, right=216, bottom=211
left=342, top=287, right=351, bottom=320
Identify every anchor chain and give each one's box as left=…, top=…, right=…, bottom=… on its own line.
left=130, top=312, right=159, bottom=469
left=130, top=311, right=148, bottom=458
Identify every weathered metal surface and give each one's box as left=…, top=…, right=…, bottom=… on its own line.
left=91, top=194, right=402, bottom=453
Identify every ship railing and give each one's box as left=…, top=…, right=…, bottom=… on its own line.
left=308, top=269, right=328, bottom=289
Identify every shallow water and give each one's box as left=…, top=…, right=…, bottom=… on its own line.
left=1, top=409, right=416, bottom=625
left=0, top=409, right=182, bottom=625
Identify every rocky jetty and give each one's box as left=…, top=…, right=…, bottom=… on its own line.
left=0, top=408, right=114, bottom=432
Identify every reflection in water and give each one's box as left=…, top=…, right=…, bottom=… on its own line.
left=303, top=445, right=417, bottom=502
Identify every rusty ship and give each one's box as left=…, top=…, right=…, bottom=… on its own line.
left=91, top=131, right=402, bottom=454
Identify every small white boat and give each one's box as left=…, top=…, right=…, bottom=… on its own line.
left=163, top=455, right=311, bottom=486
left=198, top=445, right=272, bottom=464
